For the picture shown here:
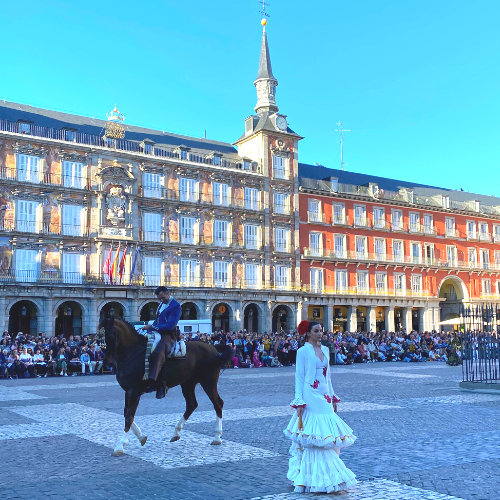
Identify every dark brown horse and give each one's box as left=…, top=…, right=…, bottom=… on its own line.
left=100, top=316, right=234, bottom=456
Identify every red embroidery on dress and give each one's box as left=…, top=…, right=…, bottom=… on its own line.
left=324, top=394, right=332, bottom=403
left=323, top=367, right=327, bottom=378
left=311, top=379, right=319, bottom=389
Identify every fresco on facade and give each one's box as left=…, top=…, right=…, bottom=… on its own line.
left=201, top=211, right=212, bottom=244
left=166, top=167, right=178, bottom=195
left=232, top=177, right=243, bottom=206
left=164, top=251, right=178, bottom=284
left=232, top=254, right=244, bottom=287
left=199, top=171, right=211, bottom=203
left=45, top=148, right=61, bottom=182
left=232, top=214, right=243, bottom=246
left=43, top=196, right=60, bottom=234
left=0, top=188, right=14, bottom=230
left=165, top=207, right=178, bottom=243
left=0, top=236, right=12, bottom=271
left=41, top=244, right=60, bottom=274
left=200, top=252, right=212, bottom=283
left=0, top=140, right=14, bottom=175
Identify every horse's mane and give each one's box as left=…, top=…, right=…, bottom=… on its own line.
left=113, top=318, right=144, bottom=348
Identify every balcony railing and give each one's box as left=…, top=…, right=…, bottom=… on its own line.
left=0, top=220, right=87, bottom=237
left=0, top=118, right=255, bottom=174
left=0, top=166, right=90, bottom=190
left=467, top=232, right=478, bottom=241
left=373, top=219, right=390, bottom=230
left=479, top=232, right=491, bottom=242
left=307, top=211, right=325, bottom=223
left=353, top=217, right=370, bottom=228
left=408, top=223, right=422, bottom=234
left=423, top=225, right=437, bottom=235
left=301, top=285, right=430, bottom=297
left=331, top=215, right=349, bottom=226
left=445, top=228, right=459, bottom=238
left=274, top=205, right=292, bottom=215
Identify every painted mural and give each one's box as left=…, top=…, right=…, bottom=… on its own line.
left=45, top=148, right=61, bottom=183
left=43, top=196, right=60, bottom=234
left=164, top=251, right=178, bottom=284
left=0, top=236, right=12, bottom=271
left=41, top=244, right=60, bottom=274
left=0, top=188, right=14, bottom=231
left=165, top=207, right=179, bottom=243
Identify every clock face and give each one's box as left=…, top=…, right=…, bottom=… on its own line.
left=276, top=116, right=287, bottom=131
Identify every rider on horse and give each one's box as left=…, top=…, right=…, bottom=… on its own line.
left=143, top=286, right=182, bottom=399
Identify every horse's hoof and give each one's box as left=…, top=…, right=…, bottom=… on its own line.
left=112, top=450, right=124, bottom=457
left=211, top=440, right=222, bottom=446
left=170, top=436, right=180, bottom=442
left=140, top=435, right=147, bottom=446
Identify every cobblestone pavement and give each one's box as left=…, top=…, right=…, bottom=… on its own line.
left=0, top=362, right=497, bottom=500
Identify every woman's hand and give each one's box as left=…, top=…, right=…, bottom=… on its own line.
left=333, top=402, right=338, bottom=413
left=296, top=406, right=305, bottom=418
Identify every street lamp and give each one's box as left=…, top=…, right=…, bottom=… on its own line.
left=21, top=306, right=27, bottom=317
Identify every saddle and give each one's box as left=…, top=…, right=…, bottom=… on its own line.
left=134, top=325, right=186, bottom=381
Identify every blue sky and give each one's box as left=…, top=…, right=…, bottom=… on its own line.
left=1, top=1, right=499, bottom=195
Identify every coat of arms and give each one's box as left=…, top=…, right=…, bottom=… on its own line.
left=106, top=186, right=126, bottom=226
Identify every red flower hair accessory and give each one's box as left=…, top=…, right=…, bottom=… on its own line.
left=297, top=320, right=310, bottom=336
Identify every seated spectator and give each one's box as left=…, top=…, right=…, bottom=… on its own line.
left=56, top=347, right=68, bottom=376
left=68, top=347, right=81, bottom=376
left=80, top=349, right=92, bottom=375
left=252, top=350, right=262, bottom=368
left=7, top=349, right=20, bottom=379
left=0, top=349, right=8, bottom=378
left=33, top=348, right=47, bottom=377
left=45, top=349, right=57, bottom=376
left=19, top=348, right=35, bottom=378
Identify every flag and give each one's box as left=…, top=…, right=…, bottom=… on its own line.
left=102, top=245, right=112, bottom=276
left=118, top=245, right=128, bottom=284
left=129, top=246, right=140, bottom=286
left=110, top=243, right=121, bottom=284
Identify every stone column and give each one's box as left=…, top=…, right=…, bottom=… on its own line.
left=418, top=308, right=426, bottom=332
left=0, top=296, right=6, bottom=332
left=403, top=307, right=413, bottom=333
left=347, top=305, right=357, bottom=333
left=367, top=306, right=376, bottom=332
left=88, top=297, right=97, bottom=335
left=324, top=305, right=334, bottom=332
left=44, top=297, right=54, bottom=337
left=385, top=306, right=395, bottom=333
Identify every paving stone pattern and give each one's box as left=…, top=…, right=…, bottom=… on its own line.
left=0, top=362, right=496, bottom=499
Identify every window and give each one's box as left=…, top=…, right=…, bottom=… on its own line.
left=245, top=263, right=260, bottom=288
left=423, top=214, right=433, bottom=234
left=481, top=249, right=490, bottom=269
left=143, top=257, right=162, bottom=286
left=244, top=187, right=259, bottom=210
left=214, top=261, right=229, bottom=287
left=213, top=155, right=221, bottom=166
left=497, top=281, right=500, bottom=295
left=179, top=178, right=197, bottom=202
left=409, top=213, right=420, bottom=233
left=17, top=200, right=39, bottom=233
left=357, top=271, right=368, bottom=293
left=373, top=207, right=385, bottom=228
left=275, top=227, right=289, bottom=252
left=374, top=238, right=386, bottom=260
left=63, top=161, right=84, bottom=189
left=335, top=270, right=347, bottom=293
left=483, top=279, right=492, bottom=295
left=18, top=121, right=31, bottom=134
left=243, top=160, right=251, bottom=170
left=494, top=225, right=500, bottom=242
left=181, top=259, right=198, bottom=286
left=310, top=268, right=323, bottom=293
left=394, top=274, right=405, bottom=295
left=392, top=210, right=402, bottom=231
left=334, top=234, right=346, bottom=258
left=393, top=240, right=404, bottom=263
left=15, top=249, right=38, bottom=282
left=214, top=220, right=229, bottom=247
left=180, top=217, right=197, bottom=244
left=180, top=150, right=188, bottom=160
left=308, top=199, right=321, bottom=222
left=330, top=178, right=338, bottom=192
left=446, top=245, right=457, bottom=266
left=64, top=129, right=76, bottom=142
left=333, top=203, right=345, bottom=225
left=273, top=155, right=287, bottom=179
left=143, top=172, right=162, bottom=198
left=468, top=248, right=477, bottom=267
left=375, top=272, right=387, bottom=293
left=354, top=206, right=366, bottom=227
left=275, top=266, right=290, bottom=289
left=143, top=213, right=162, bottom=242
left=63, top=205, right=84, bottom=236
left=309, top=232, right=323, bottom=257
left=479, top=223, right=489, bottom=241
left=63, top=253, right=83, bottom=284
left=411, top=275, right=422, bottom=294
left=244, top=225, right=260, bottom=250
left=17, top=154, right=40, bottom=184
left=495, top=250, right=500, bottom=267
left=355, top=236, right=367, bottom=259
left=424, top=244, right=434, bottom=264
left=213, top=182, right=229, bottom=206
left=445, top=217, right=455, bottom=237
left=467, top=221, right=477, bottom=239
left=411, top=242, right=421, bottom=264
left=274, top=193, right=290, bottom=214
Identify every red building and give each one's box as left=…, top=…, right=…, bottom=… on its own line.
left=298, top=165, right=500, bottom=332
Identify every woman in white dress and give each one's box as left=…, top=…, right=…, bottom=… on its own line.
left=284, top=321, right=357, bottom=494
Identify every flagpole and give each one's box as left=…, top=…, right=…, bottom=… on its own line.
left=129, top=246, right=140, bottom=286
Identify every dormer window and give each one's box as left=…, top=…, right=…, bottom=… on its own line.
left=63, top=128, right=77, bottom=142
left=330, top=178, right=338, bottom=192
left=140, top=139, right=156, bottom=155
left=174, top=145, right=190, bottom=160
left=181, top=150, right=188, bottom=160
left=18, top=121, right=32, bottom=134
left=243, top=159, right=251, bottom=171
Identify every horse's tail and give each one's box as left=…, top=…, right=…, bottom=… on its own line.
left=211, top=344, right=235, bottom=370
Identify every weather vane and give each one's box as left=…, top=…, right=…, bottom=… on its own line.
left=259, top=0, right=270, bottom=25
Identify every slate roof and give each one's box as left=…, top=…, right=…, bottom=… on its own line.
left=256, top=28, right=275, bottom=81
left=299, top=163, right=500, bottom=207
left=0, top=101, right=239, bottom=156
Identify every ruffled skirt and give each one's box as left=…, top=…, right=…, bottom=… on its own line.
left=283, top=410, right=357, bottom=494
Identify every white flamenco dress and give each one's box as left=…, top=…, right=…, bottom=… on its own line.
left=284, top=343, right=357, bottom=494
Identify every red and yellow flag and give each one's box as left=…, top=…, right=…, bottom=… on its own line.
left=118, top=245, right=128, bottom=284
left=110, top=243, right=121, bottom=285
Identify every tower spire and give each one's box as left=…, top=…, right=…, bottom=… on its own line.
left=254, top=23, right=278, bottom=114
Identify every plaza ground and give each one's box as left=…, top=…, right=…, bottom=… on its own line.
left=0, top=361, right=496, bottom=500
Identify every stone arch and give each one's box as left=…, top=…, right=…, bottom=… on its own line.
left=139, top=301, right=160, bottom=322
left=272, top=304, right=295, bottom=334
left=438, top=276, right=469, bottom=302
left=53, top=298, right=88, bottom=317
left=180, top=301, right=202, bottom=320
left=8, top=299, right=41, bottom=336
left=54, top=300, right=84, bottom=338
left=211, top=302, right=233, bottom=332
left=98, top=300, right=129, bottom=320
left=243, top=302, right=262, bottom=333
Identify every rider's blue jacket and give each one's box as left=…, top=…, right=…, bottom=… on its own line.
left=151, top=298, right=182, bottom=336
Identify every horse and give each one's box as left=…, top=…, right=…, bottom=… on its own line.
left=100, top=316, right=234, bottom=456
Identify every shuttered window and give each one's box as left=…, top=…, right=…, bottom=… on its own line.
left=213, top=182, right=229, bottom=206
left=63, top=205, right=84, bottom=236
left=143, top=257, right=162, bottom=287
left=214, top=261, right=229, bottom=286
left=15, top=249, right=38, bottom=282
left=143, top=213, right=162, bottom=242
left=143, top=172, right=162, bottom=198
left=214, top=220, right=228, bottom=247
left=17, top=200, right=39, bottom=233
left=245, top=263, right=260, bottom=288
left=179, top=178, right=197, bottom=202
left=181, top=259, right=198, bottom=286
left=17, top=155, right=40, bottom=184
left=180, top=217, right=197, bottom=244
left=63, top=253, right=83, bottom=284
left=63, top=161, right=84, bottom=189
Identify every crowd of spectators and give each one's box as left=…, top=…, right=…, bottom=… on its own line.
left=0, top=331, right=106, bottom=379
left=0, top=327, right=463, bottom=379
left=183, top=329, right=463, bottom=368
